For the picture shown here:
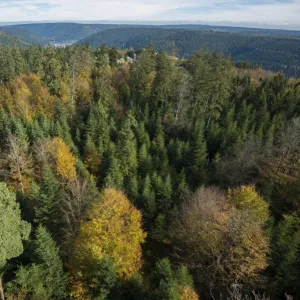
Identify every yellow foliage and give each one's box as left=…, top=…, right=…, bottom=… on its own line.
left=171, top=187, right=270, bottom=286
left=75, top=71, right=92, bottom=109
left=70, top=188, right=146, bottom=277
left=48, top=137, right=77, bottom=182
left=179, top=286, right=199, bottom=300
left=0, top=74, right=57, bottom=120
left=69, top=189, right=146, bottom=298
left=14, top=77, right=32, bottom=120
left=229, top=186, right=269, bottom=223
left=226, top=210, right=270, bottom=283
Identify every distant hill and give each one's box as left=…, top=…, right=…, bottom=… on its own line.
left=3, top=22, right=300, bottom=45
left=6, top=23, right=126, bottom=44
left=0, top=27, right=46, bottom=45
left=0, top=32, right=28, bottom=47
left=76, top=27, right=300, bottom=77
left=160, top=24, right=300, bottom=37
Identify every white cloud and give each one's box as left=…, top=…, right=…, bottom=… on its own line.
left=0, top=0, right=299, bottom=28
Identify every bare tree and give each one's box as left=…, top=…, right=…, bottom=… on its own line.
left=225, top=285, right=271, bottom=300
left=173, top=68, right=192, bottom=127
left=270, top=118, right=300, bottom=178
left=216, top=136, right=263, bottom=186
left=1, top=133, right=33, bottom=194
left=60, top=176, right=98, bottom=254
left=170, top=187, right=269, bottom=288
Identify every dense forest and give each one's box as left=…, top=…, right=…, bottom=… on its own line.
left=76, top=27, right=300, bottom=77
left=1, top=23, right=300, bottom=76
left=0, top=32, right=28, bottom=48
left=0, top=43, right=300, bottom=300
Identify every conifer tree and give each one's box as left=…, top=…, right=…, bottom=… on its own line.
left=0, top=182, right=31, bottom=300
left=10, top=226, right=66, bottom=300
left=188, top=120, right=207, bottom=188
left=34, top=167, right=62, bottom=235
left=42, top=46, right=62, bottom=96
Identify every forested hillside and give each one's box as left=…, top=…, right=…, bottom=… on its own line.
left=0, top=44, right=300, bottom=300
left=0, top=27, right=46, bottom=45
left=76, top=27, right=300, bottom=77
left=0, top=32, right=28, bottom=47
left=6, top=23, right=125, bottom=44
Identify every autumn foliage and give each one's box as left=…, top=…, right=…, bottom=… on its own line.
left=46, top=137, right=77, bottom=182
left=69, top=188, right=146, bottom=299
left=171, top=186, right=269, bottom=286
left=229, top=186, right=269, bottom=222
left=179, top=286, right=199, bottom=300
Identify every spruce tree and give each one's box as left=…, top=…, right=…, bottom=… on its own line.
left=11, top=226, right=66, bottom=300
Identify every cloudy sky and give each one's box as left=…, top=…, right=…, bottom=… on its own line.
left=0, top=0, right=300, bottom=28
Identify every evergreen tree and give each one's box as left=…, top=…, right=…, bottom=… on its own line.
left=10, top=226, right=66, bottom=300
left=42, top=46, right=62, bottom=96
left=34, top=168, right=62, bottom=236
left=188, top=120, right=207, bottom=188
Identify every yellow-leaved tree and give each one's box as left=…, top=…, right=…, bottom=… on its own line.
left=47, top=137, right=77, bottom=182
left=229, top=186, right=269, bottom=222
left=69, top=188, right=146, bottom=299
left=179, top=286, right=199, bottom=300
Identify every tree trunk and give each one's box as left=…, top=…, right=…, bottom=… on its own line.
left=0, top=279, right=5, bottom=300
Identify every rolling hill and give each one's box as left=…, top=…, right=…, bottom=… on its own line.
left=0, top=27, right=46, bottom=45
left=3, top=22, right=300, bottom=45
left=6, top=23, right=126, bottom=44
left=0, top=32, right=28, bottom=47
left=76, top=27, right=300, bottom=77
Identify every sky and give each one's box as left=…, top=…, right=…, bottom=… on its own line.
left=0, top=0, right=300, bottom=29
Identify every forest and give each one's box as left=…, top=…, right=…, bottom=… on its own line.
left=1, top=23, right=300, bottom=77
left=76, top=27, right=300, bottom=77
left=0, top=43, right=300, bottom=300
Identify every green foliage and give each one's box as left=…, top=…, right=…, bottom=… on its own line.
left=34, top=167, right=62, bottom=235
left=9, top=226, right=66, bottom=299
left=152, top=258, right=197, bottom=300
left=0, top=42, right=300, bottom=299
left=269, top=215, right=300, bottom=298
left=0, top=182, right=31, bottom=272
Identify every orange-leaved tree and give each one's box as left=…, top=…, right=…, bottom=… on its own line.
left=69, top=188, right=146, bottom=299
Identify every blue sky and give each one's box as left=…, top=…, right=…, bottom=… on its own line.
left=0, top=0, right=299, bottom=28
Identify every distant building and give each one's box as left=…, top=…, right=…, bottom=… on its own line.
left=117, top=56, right=135, bottom=64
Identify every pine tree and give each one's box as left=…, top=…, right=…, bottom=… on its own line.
left=11, top=47, right=26, bottom=76
left=34, top=167, right=62, bottom=236
left=188, top=120, right=207, bottom=188
left=0, top=47, right=16, bottom=83
left=141, top=174, right=156, bottom=219
left=117, top=116, right=138, bottom=177
left=0, top=182, right=31, bottom=300
left=104, top=144, right=123, bottom=189
left=126, top=175, right=139, bottom=203
left=95, top=45, right=110, bottom=68
left=42, top=46, right=62, bottom=96
left=152, top=51, right=173, bottom=105
left=11, top=226, right=66, bottom=300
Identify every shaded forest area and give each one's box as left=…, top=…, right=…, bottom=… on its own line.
left=0, top=44, right=300, bottom=300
